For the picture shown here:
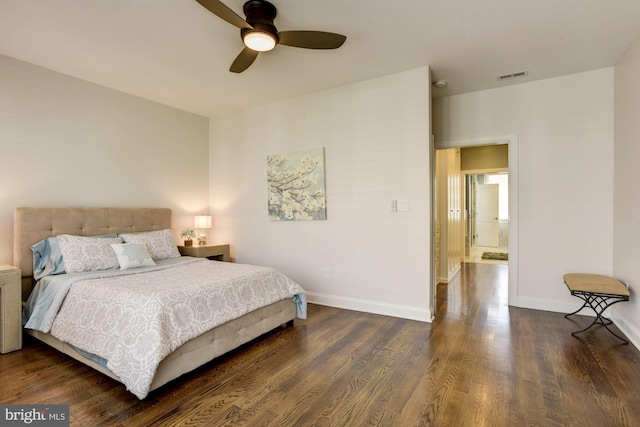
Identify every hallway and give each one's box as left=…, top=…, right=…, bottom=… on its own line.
left=464, top=245, right=509, bottom=264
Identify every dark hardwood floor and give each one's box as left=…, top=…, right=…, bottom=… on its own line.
left=3, top=263, right=640, bottom=426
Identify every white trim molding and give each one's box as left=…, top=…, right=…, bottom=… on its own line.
left=306, top=291, right=432, bottom=323
left=611, top=314, right=640, bottom=351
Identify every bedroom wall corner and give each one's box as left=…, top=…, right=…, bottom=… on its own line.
left=612, top=31, right=640, bottom=350
left=209, top=67, right=433, bottom=322
left=0, top=54, right=210, bottom=265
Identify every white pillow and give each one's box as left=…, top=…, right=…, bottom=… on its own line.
left=119, top=229, right=181, bottom=260
left=111, top=243, right=157, bottom=270
left=57, top=235, right=123, bottom=273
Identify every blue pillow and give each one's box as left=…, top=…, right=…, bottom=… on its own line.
left=31, top=233, right=119, bottom=280
left=31, top=237, right=66, bottom=280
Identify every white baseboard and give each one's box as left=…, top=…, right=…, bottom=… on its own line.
left=437, top=265, right=461, bottom=285
left=306, top=291, right=432, bottom=323
left=610, top=314, right=640, bottom=350
left=512, top=296, right=581, bottom=314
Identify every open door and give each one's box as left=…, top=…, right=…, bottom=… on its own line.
left=476, top=183, right=499, bottom=247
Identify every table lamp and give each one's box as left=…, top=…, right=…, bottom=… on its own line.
left=194, top=215, right=212, bottom=246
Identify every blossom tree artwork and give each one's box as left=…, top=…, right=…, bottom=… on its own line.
left=267, top=147, right=326, bottom=221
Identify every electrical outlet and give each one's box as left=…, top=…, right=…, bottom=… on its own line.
left=324, top=268, right=332, bottom=280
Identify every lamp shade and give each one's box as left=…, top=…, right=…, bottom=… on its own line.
left=194, top=215, right=212, bottom=229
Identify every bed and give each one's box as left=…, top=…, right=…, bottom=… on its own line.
left=14, top=207, right=305, bottom=399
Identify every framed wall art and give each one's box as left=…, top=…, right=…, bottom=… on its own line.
left=267, top=147, right=326, bottom=221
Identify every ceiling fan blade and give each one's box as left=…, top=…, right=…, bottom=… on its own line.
left=278, top=31, right=346, bottom=49
left=230, top=47, right=260, bottom=73
left=195, top=0, right=252, bottom=29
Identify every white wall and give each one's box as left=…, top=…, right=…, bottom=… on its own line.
left=433, top=68, right=614, bottom=313
left=210, top=68, right=432, bottom=321
left=613, top=33, right=640, bottom=346
left=0, top=55, right=210, bottom=265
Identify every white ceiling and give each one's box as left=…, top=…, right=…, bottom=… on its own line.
left=1, top=0, right=639, bottom=117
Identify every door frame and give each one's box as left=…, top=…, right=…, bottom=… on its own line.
left=431, top=134, right=519, bottom=308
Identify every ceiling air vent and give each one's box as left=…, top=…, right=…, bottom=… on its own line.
left=497, top=70, right=529, bottom=81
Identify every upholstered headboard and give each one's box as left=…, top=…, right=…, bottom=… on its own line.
left=14, top=207, right=172, bottom=299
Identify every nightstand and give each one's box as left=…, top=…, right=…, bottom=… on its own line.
left=178, top=244, right=231, bottom=262
left=0, top=265, right=22, bottom=353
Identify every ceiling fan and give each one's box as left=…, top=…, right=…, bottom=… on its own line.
left=195, top=0, right=347, bottom=73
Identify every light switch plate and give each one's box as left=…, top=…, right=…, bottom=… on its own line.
left=397, top=199, right=410, bottom=211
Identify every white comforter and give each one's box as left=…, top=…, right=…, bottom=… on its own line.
left=30, top=259, right=305, bottom=399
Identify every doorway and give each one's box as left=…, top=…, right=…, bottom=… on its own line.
left=465, top=171, right=509, bottom=264
left=431, top=136, right=519, bottom=315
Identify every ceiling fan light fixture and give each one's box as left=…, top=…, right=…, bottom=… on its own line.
left=243, top=31, right=277, bottom=52
left=195, top=0, right=346, bottom=73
